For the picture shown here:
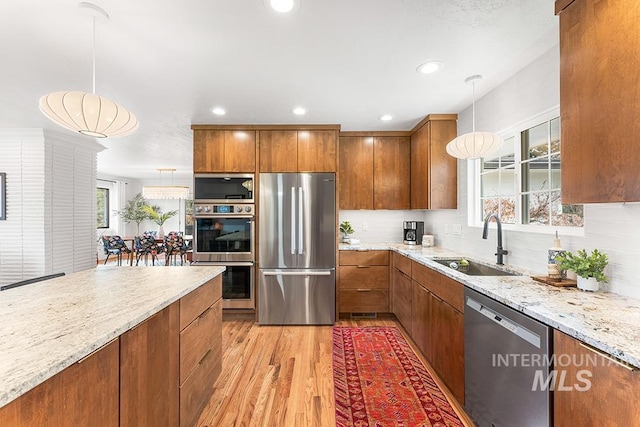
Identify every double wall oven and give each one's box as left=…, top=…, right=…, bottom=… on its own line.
left=192, top=174, right=255, bottom=309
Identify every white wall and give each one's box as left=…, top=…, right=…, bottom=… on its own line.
left=0, top=129, right=101, bottom=285
left=339, top=210, right=430, bottom=243
left=422, top=45, right=640, bottom=299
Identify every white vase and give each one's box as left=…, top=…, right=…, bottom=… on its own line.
left=158, top=225, right=165, bottom=239
left=577, top=276, right=598, bottom=292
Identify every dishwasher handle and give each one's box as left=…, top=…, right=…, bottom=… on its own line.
left=466, top=296, right=541, bottom=349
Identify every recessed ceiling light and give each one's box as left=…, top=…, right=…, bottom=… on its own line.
left=212, top=107, right=226, bottom=116
left=416, top=60, right=443, bottom=74
left=293, top=107, right=306, bottom=115
left=264, top=0, right=298, bottom=13
left=380, top=114, right=394, bottom=121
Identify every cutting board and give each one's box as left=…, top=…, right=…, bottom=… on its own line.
left=531, top=275, right=577, bottom=287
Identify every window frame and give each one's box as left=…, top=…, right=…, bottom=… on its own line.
left=97, top=187, right=110, bottom=229
left=467, top=106, right=584, bottom=236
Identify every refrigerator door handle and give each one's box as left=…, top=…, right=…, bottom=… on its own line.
left=290, top=186, right=296, bottom=255
left=298, top=186, right=304, bottom=254
left=262, top=270, right=332, bottom=276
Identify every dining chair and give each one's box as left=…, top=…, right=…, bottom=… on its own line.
left=101, top=235, right=132, bottom=266
left=134, top=232, right=164, bottom=266
left=164, top=231, right=188, bottom=266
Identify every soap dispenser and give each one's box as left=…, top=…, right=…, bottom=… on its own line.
left=547, top=231, right=566, bottom=280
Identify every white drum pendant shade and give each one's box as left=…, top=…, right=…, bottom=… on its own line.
left=446, top=131, right=504, bottom=159
left=446, top=74, right=503, bottom=160
left=39, top=91, right=138, bottom=138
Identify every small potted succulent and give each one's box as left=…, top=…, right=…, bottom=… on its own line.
left=339, top=221, right=355, bottom=243
left=556, top=249, right=608, bottom=292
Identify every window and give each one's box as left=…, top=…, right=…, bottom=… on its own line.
left=473, top=109, right=583, bottom=231
left=97, top=187, right=109, bottom=228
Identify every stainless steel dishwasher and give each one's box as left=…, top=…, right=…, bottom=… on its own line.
left=464, top=287, right=552, bottom=427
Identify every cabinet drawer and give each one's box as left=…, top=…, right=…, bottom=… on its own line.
left=412, top=261, right=463, bottom=313
left=340, top=250, right=389, bottom=266
left=180, top=275, right=222, bottom=330
left=393, top=252, right=411, bottom=276
left=339, top=265, right=389, bottom=289
left=179, top=339, right=222, bottom=427
left=339, top=289, right=389, bottom=313
left=180, top=300, right=222, bottom=384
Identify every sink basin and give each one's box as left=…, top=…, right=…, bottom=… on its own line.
left=432, top=258, right=520, bottom=276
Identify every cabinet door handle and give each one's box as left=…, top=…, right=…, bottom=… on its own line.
left=578, top=342, right=636, bottom=371
left=356, top=265, right=371, bottom=268
left=78, top=338, right=118, bottom=364
left=357, top=289, right=372, bottom=292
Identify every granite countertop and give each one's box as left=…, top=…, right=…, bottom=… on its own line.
left=341, top=243, right=640, bottom=369
left=0, top=266, right=225, bottom=408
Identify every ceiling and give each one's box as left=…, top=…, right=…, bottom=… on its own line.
left=0, top=0, right=558, bottom=180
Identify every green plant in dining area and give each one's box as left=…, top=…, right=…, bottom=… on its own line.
left=142, top=205, right=178, bottom=227
left=114, top=193, right=150, bottom=235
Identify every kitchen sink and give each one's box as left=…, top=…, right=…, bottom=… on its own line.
left=432, top=258, right=520, bottom=276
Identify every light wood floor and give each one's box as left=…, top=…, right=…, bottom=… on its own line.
left=196, top=313, right=473, bottom=427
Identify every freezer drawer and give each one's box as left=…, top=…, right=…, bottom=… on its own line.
left=258, top=269, right=335, bottom=325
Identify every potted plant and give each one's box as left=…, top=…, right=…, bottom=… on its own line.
left=142, top=205, right=178, bottom=239
left=339, top=221, right=354, bottom=243
left=556, top=249, right=608, bottom=292
left=115, top=193, right=151, bottom=235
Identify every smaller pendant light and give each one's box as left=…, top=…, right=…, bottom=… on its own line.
left=39, top=2, right=138, bottom=138
left=446, top=75, right=503, bottom=160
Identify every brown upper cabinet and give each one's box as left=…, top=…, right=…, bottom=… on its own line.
left=259, top=128, right=338, bottom=172
left=556, top=0, right=640, bottom=203
left=339, top=133, right=410, bottom=210
left=192, top=128, right=256, bottom=173
left=410, top=114, right=458, bottom=209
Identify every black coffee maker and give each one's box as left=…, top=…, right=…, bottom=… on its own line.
left=403, top=221, right=424, bottom=245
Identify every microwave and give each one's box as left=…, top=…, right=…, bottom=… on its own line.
left=193, top=174, right=254, bottom=203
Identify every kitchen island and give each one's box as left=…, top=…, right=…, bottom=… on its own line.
left=0, top=265, right=225, bottom=425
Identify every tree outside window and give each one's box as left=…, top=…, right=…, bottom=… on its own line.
left=478, top=114, right=583, bottom=229
left=97, top=187, right=109, bottom=228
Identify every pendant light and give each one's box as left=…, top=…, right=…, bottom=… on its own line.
left=143, top=169, right=190, bottom=200
left=39, top=2, right=138, bottom=138
left=446, top=75, right=503, bottom=159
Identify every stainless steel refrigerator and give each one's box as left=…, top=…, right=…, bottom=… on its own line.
left=258, top=173, right=336, bottom=325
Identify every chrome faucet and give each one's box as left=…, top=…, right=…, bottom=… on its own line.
left=482, top=213, right=508, bottom=265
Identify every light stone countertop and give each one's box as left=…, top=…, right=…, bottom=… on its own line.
left=340, top=243, right=640, bottom=369
left=0, top=265, right=225, bottom=408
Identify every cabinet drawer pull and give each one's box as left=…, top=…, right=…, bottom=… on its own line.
left=199, top=306, right=212, bottom=320
left=578, top=343, right=636, bottom=371
left=356, top=265, right=371, bottom=268
left=199, top=348, right=213, bottom=365
left=357, top=288, right=372, bottom=292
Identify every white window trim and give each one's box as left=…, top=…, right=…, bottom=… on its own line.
left=467, top=106, right=585, bottom=237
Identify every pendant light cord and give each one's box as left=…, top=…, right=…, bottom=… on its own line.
left=471, top=79, right=476, bottom=133
left=92, top=15, right=96, bottom=94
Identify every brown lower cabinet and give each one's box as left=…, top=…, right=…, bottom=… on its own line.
left=120, top=303, right=180, bottom=426
left=338, top=250, right=390, bottom=313
left=0, top=276, right=222, bottom=427
left=392, top=253, right=465, bottom=404
left=0, top=339, right=120, bottom=426
left=553, top=330, right=640, bottom=427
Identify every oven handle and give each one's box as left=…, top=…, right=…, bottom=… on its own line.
left=191, top=261, right=254, bottom=267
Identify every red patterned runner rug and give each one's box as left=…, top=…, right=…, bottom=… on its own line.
left=333, top=326, right=464, bottom=427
